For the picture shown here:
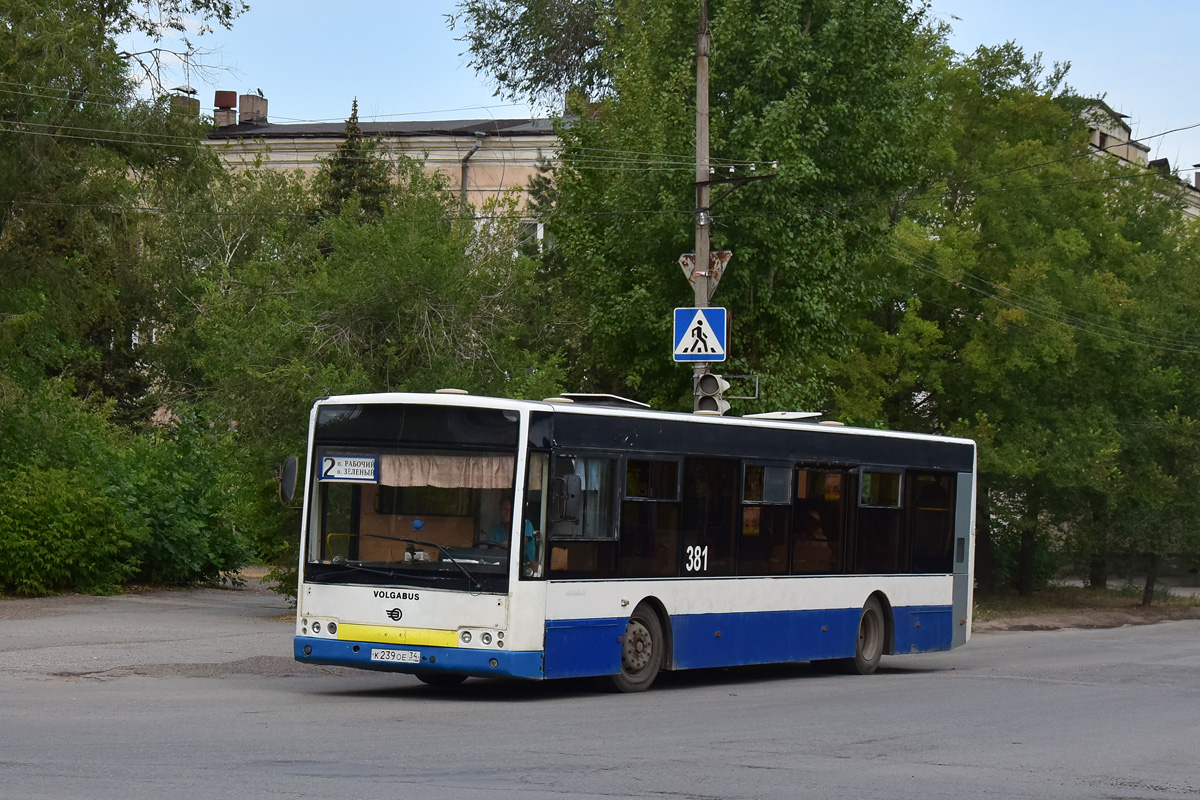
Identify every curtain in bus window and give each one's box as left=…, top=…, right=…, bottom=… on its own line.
left=792, top=470, right=846, bottom=574
left=909, top=472, right=955, bottom=573
left=379, top=454, right=514, bottom=489
left=680, top=458, right=738, bottom=576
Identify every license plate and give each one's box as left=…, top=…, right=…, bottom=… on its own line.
left=370, top=648, right=420, bottom=664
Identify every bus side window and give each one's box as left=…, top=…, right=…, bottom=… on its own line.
left=619, top=459, right=681, bottom=577
left=680, top=457, right=739, bottom=576
left=854, top=469, right=904, bottom=574
left=792, top=469, right=846, bottom=574
left=738, top=464, right=791, bottom=576
left=908, top=472, right=955, bottom=573
left=547, top=456, right=617, bottom=539
left=521, top=452, right=550, bottom=579
left=547, top=455, right=619, bottom=578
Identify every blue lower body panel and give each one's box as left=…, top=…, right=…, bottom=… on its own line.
left=892, top=605, right=954, bottom=653
left=543, top=617, right=625, bottom=679
left=295, top=636, right=544, bottom=680
left=671, top=608, right=863, bottom=669
left=541, top=604, right=955, bottom=678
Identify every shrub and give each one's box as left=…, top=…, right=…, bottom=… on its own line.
left=0, top=465, right=146, bottom=595
left=122, top=414, right=255, bottom=586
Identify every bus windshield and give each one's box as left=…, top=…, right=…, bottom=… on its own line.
left=307, top=447, right=519, bottom=591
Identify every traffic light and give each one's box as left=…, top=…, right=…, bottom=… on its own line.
left=694, top=373, right=731, bottom=414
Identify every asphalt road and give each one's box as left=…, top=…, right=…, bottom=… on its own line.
left=2, top=583, right=1198, bottom=800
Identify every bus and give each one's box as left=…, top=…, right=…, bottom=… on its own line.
left=294, top=391, right=976, bottom=691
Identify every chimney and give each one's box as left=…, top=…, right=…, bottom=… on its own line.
left=1193, top=164, right=1200, bottom=191
left=214, top=90, right=237, bottom=127
left=171, top=95, right=200, bottom=116
left=239, top=92, right=268, bottom=125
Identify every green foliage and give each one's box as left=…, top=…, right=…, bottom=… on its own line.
left=0, top=381, right=255, bottom=595
left=450, top=0, right=614, bottom=105
left=0, top=0, right=222, bottom=422
left=146, top=155, right=563, bottom=595
left=522, top=0, right=943, bottom=410
left=0, top=465, right=142, bottom=595
left=824, top=43, right=1200, bottom=595
left=0, top=0, right=252, bottom=595
left=0, top=383, right=147, bottom=595
left=312, top=100, right=394, bottom=220
left=122, top=413, right=255, bottom=585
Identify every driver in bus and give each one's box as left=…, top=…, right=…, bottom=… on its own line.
left=483, top=498, right=536, bottom=560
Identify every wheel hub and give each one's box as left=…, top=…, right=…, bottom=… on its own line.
left=623, top=621, right=652, bottom=673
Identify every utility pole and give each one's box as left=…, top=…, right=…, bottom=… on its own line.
left=692, top=0, right=712, bottom=409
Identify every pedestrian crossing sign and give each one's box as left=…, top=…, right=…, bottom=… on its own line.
left=673, top=307, right=727, bottom=362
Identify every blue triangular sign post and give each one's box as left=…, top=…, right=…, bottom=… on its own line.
left=673, top=307, right=727, bottom=362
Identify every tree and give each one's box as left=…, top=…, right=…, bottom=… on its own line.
left=312, top=99, right=394, bottom=220
left=825, top=44, right=1200, bottom=597
left=451, top=0, right=615, bottom=106
left=154, top=156, right=563, bottom=590
left=0, top=0, right=251, bottom=595
left=1, top=0, right=222, bottom=421
left=487, top=0, right=946, bottom=410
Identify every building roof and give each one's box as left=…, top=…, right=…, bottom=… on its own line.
left=208, top=118, right=555, bottom=140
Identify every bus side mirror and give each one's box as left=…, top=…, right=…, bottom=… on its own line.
left=551, top=474, right=582, bottom=522
left=278, top=456, right=299, bottom=505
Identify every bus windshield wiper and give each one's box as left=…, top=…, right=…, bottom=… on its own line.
left=359, top=533, right=485, bottom=593
left=330, top=560, right=407, bottom=581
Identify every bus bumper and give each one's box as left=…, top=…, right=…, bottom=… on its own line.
left=294, top=636, right=544, bottom=680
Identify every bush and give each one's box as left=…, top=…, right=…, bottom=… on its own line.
left=0, top=382, right=253, bottom=595
left=122, top=414, right=255, bottom=586
left=0, top=465, right=146, bottom=595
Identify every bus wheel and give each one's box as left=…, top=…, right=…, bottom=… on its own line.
left=416, top=672, right=467, bottom=687
left=840, top=597, right=885, bottom=675
left=609, top=605, right=664, bottom=692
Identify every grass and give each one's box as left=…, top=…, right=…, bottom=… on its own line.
left=973, top=584, right=1200, bottom=622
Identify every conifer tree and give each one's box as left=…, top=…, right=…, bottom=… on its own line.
left=314, top=99, right=393, bottom=220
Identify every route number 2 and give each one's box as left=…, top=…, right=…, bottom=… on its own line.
left=685, top=545, right=709, bottom=572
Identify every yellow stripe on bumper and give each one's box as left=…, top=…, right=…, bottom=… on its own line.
left=336, top=623, right=458, bottom=648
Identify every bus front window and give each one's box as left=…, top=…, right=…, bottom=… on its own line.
left=308, top=450, right=517, bottom=590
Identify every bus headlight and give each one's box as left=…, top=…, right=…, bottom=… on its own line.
left=481, top=632, right=492, bottom=645
left=461, top=631, right=472, bottom=644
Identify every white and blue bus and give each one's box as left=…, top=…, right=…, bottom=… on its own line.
left=295, top=391, right=976, bottom=691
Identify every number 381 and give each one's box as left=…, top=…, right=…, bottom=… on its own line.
left=685, top=545, right=708, bottom=572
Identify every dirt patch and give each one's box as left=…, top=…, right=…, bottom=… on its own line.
left=976, top=605, right=1200, bottom=632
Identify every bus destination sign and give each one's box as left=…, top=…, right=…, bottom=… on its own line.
left=318, top=455, right=379, bottom=483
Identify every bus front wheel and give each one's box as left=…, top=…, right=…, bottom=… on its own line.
left=839, top=597, right=885, bottom=675
left=609, top=605, right=664, bottom=692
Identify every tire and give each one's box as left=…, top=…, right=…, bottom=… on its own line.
left=836, top=597, right=886, bottom=675
left=608, top=604, right=664, bottom=692
left=416, top=672, right=468, bottom=687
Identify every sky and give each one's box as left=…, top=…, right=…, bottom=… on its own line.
left=130, top=0, right=1200, bottom=176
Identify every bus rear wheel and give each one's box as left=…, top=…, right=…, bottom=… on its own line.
left=609, top=605, right=664, bottom=693
left=839, top=597, right=885, bottom=675
left=416, top=672, right=467, bottom=687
